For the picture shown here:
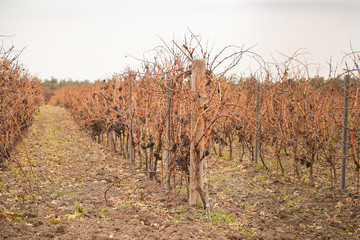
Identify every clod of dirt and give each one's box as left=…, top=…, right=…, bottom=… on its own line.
left=24, top=212, right=38, bottom=218
left=139, top=209, right=158, bottom=225
left=278, top=209, right=288, bottom=219
left=33, top=220, right=44, bottom=227
left=55, top=225, right=66, bottom=234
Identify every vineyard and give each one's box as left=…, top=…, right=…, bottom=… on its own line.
left=1, top=38, right=360, bottom=239
left=0, top=46, right=43, bottom=169
left=51, top=42, right=360, bottom=194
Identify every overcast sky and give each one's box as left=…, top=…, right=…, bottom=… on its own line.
left=1, top=0, right=359, bottom=80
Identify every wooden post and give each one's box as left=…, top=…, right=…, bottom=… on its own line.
left=108, top=131, right=115, bottom=150
left=129, top=75, right=135, bottom=165
left=341, top=74, right=350, bottom=190
left=165, top=79, right=172, bottom=190
left=254, top=80, right=260, bottom=164
left=189, top=58, right=206, bottom=206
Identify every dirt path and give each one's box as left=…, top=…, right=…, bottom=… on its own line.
left=1, top=105, right=128, bottom=239
left=1, top=105, right=360, bottom=239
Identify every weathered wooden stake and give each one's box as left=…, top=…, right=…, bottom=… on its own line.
left=254, top=80, right=261, bottom=164
left=341, top=74, right=350, bottom=190
left=129, top=75, right=135, bottom=165
left=165, top=79, right=172, bottom=190
left=189, top=58, right=205, bottom=206
left=108, top=131, right=114, bottom=150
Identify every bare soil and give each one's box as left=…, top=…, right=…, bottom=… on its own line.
left=1, top=105, right=359, bottom=239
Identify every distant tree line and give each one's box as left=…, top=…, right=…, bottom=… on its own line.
left=39, top=77, right=94, bottom=90
left=222, top=74, right=354, bottom=90
left=34, top=77, right=96, bottom=103
left=37, top=74, right=345, bottom=91
left=35, top=74, right=348, bottom=104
